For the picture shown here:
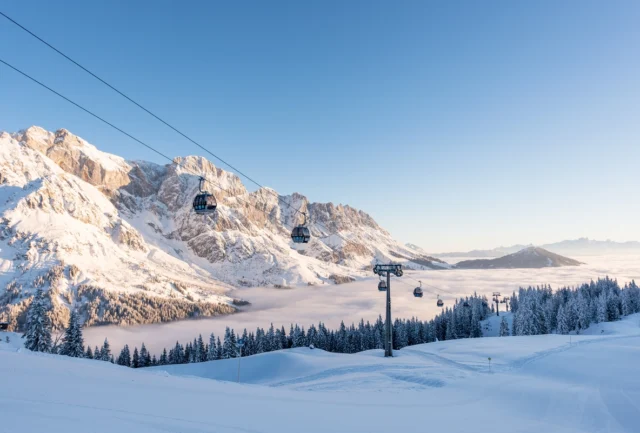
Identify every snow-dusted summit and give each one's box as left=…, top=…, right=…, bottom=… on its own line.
left=455, top=247, right=582, bottom=269
left=0, top=126, right=441, bottom=330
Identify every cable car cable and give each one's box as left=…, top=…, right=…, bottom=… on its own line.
left=0, top=11, right=393, bottom=255
left=0, top=54, right=444, bottom=278
left=0, top=11, right=304, bottom=218
left=0, top=58, right=308, bottom=236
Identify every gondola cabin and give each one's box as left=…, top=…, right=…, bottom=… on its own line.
left=413, top=287, right=423, bottom=298
left=192, top=193, right=217, bottom=214
left=291, top=226, right=311, bottom=243
left=378, top=281, right=387, bottom=291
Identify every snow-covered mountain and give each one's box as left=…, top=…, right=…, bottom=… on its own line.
left=435, top=238, right=640, bottom=259
left=455, top=247, right=582, bottom=269
left=0, top=126, right=443, bottom=330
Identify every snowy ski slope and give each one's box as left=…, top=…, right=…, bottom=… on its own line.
left=2, top=314, right=639, bottom=433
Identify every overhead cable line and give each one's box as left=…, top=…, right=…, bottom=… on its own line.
left=0, top=17, right=456, bottom=295
left=0, top=11, right=375, bottom=257
left=0, top=58, right=299, bottom=234
left=0, top=10, right=303, bottom=218
left=0, top=57, right=394, bottom=270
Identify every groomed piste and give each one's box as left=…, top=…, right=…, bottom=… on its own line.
left=2, top=313, right=639, bottom=433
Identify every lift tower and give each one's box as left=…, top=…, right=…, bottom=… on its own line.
left=373, top=264, right=403, bottom=357
left=493, top=292, right=502, bottom=316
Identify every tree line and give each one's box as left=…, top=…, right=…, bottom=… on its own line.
left=22, top=278, right=640, bottom=368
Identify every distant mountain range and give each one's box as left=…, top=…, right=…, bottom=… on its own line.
left=431, top=238, right=640, bottom=258
left=455, top=247, right=582, bottom=269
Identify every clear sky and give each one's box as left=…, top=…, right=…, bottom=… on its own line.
left=1, top=1, right=639, bottom=252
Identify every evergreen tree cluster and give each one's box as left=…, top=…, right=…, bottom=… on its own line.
left=21, top=277, right=640, bottom=369
left=137, top=294, right=493, bottom=368
left=512, top=277, right=640, bottom=336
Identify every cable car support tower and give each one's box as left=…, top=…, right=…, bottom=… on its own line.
left=373, top=264, right=403, bottom=357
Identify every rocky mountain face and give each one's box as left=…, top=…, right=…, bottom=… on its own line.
left=455, top=247, right=582, bottom=269
left=0, top=126, right=441, bottom=330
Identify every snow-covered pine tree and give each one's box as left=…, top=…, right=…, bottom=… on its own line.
left=510, top=291, right=519, bottom=313
left=85, top=346, right=93, bottom=359
left=60, top=309, right=84, bottom=358
left=184, top=342, right=192, bottom=363
left=596, top=292, right=607, bottom=323
left=132, top=347, right=140, bottom=368
left=139, top=343, right=149, bottom=367
left=222, top=327, right=236, bottom=359
left=316, top=324, right=329, bottom=350
left=117, top=344, right=131, bottom=366
left=23, top=289, right=53, bottom=353
left=160, top=348, right=168, bottom=365
left=279, top=326, right=288, bottom=350
left=576, top=291, right=591, bottom=330
left=499, top=317, right=510, bottom=336
left=240, top=329, right=248, bottom=355
left=265, top=324, right=276, bottom=351
left=197, top=334, right=207, bottom=362
left=556, top=304, right=570, bottom=334
left=207, top=333, right=217, bottom=361
left=307, top=324, right=318, bottom=348
left=215, top=337, right=223, bottom=360
left=100, top=338, right=112, bottom=362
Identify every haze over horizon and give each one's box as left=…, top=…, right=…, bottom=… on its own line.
left=2, top=1, right=638, bottom=251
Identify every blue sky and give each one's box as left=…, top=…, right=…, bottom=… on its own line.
left=1, top=1, right=639, bottom=252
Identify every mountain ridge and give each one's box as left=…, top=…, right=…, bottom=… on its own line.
left=432, top=238, right=640, bottom=258
left=455, top=247, right=583, bottom=269
left=0, top=126, right=443, bottom=331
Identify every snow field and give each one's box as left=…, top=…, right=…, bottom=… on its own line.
left=2, top=314, right=639, bottom=433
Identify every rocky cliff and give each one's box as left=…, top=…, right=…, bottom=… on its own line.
left=0, top=126, right=443, bottom=330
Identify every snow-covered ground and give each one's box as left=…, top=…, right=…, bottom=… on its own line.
left=85, top=254, right=640, bottom=353
left=2, top=314, right=639, bottom=432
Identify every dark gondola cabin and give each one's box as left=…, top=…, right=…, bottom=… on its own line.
left=437, top=298, right=444, bottom=307
left=193, top=193, right=217, bottom=214
left=378, top=280, right=387, bottom=291
left=413, top=287, right=423, bottom=298
left=192, top=177, right=217, bottom=215
left=291, top=226, right=311, bottom=243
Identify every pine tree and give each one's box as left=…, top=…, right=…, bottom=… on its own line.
left=23, top=289, right=53, bottom=353
left=557, top=304, right=570, bottom=334
left=132, top=347, right=140, bottom=368
left=279, top=326, right=288, bottom=350
left=85, top=345, right=93, bottom=359
left=60, top=310, right=84, bottom=358
left=100, top=338, right=112, bottom=362
left=215, top=337, right=223, bottom=360
left=160, top=348, right=168, bottom=365
left=576, top=291, right=591, bottom=330
left=596, top=293, right=607, bottom=323
left=222, top=327, right=235, bottom=359
left=117, top=344, right=131, bottom=366
left=196, top=334, right=207, bottom=362
left=94, top=346, right=100, bottom=359
left=139, top=343, right=149, bottom=367
left=266, top=324, right=276, bottom=351
left=207, top=333, right=217, bottom=361
left=499, top=317, right=510, bottom=337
